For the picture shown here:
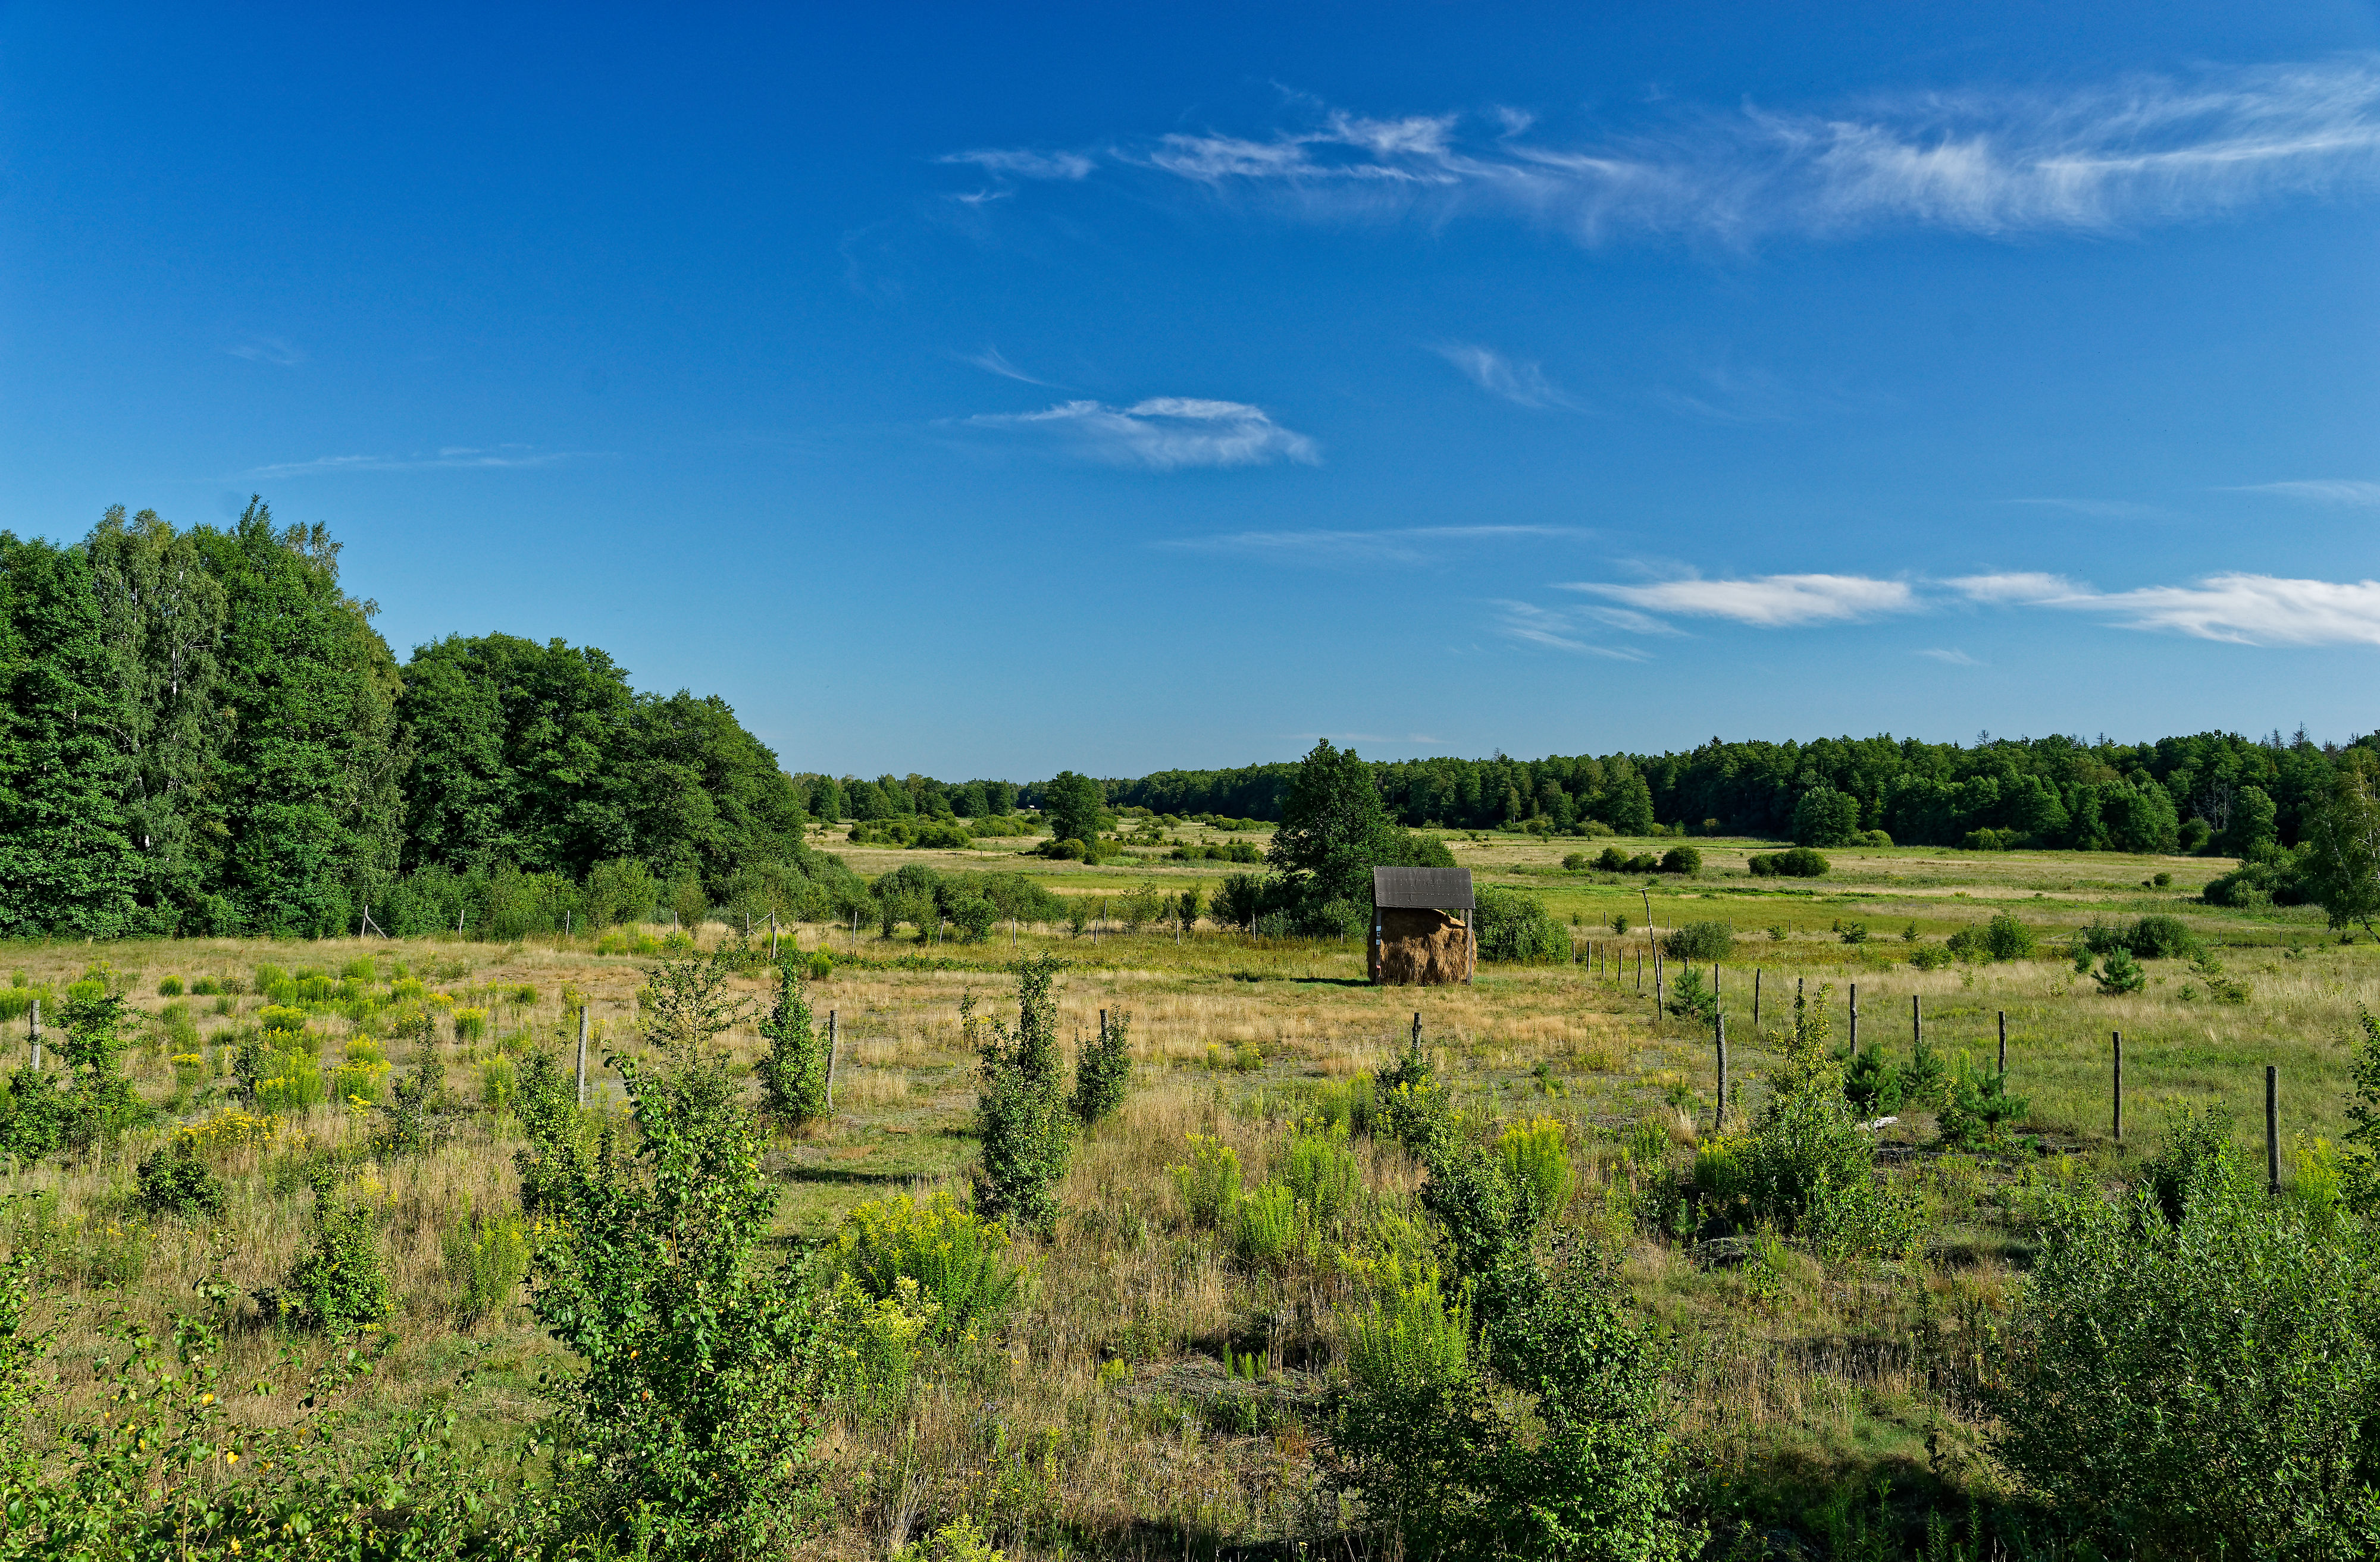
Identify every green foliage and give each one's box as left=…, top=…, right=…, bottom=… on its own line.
left=2345, top=1006, right=2380, bottom=1214
left=1790, top=785, right=1862, bottom=848
left=1268, top=739, right=1452, bottom=921
left=527, top=949, right=818, bottom=1557
left=1993, top=1137, right=2380, bottom=1557
left=892, top=1514, right=1007, bottom=1562
left=1664, top=964, right=1717, bottom=1027
left=831, top=1190, right=1019, bottom=1338
left=2128, top=913, right=2200, bottom=959
left=1232, top=1180, right=1298, bottom=1265
left=1170, top=1136, right=1243, bottom=1227
left=2300, top=758, right=2380, bottom=936
left=970, top=956, right=1074, bottom=1235
left=1658, top=845, right=1701, bottom=876
left=1283, top=1119, right=1362, bottom=1220
left=754, top=961, right=830, bottom=1127
left=1660, top=920, right=1733, bottom=962
left=1935, top=1059, right=2031, bottom=1150
left=1474, top=887, right=1567, bottom=962
left=133, top=1137, right=226, bottom=1221
left=258, top=1174, right=393, bottom=1332
left=1749, top=847, right=1830, bottom=877
left=1839, top=1047, right=1902, bottom=1118
left=1069, top=1007, right=1130, bottom=1125
left=2092, top=947, right=2147, bottom=995
left=1039, top=770, right=1109, bottom=851
left=1983, top=912, right=2035, bottom=960
left=444, top=1206, right=529, bottom=1325
left=1496, top=1116, right=1572, bottom=1228
left=1327, top=1241, right=1702, bottom=1562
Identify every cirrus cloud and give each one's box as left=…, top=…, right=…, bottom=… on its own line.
left=959, top=397, right=1319, bottom=471
left=1559, top=573, right=1917, bottom=626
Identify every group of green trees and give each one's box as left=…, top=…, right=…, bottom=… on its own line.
left=1, top=505, right=836, bottom=940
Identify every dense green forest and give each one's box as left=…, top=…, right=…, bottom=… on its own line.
left=6, top=503, right=2369, bottom=943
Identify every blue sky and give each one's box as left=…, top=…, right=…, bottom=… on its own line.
left=6, top=2, right=2380, bottom=778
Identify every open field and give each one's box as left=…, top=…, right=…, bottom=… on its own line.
left=4, top=836, right=2370, bottom=1555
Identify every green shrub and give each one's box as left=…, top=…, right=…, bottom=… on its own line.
left=1314, top=1072, right=1378, bottom=1137
left=1070, top=1008, right=1131, bottom=1125
left=2093, top=948, right=2147, bottom=995
left=1664, top=965, right=1718, bottom=1026
left=831, top=1190, right=1018, bottom=1337
left=1327, top=1243, right=1701, bottom=1562
left=1659, top=920, right=1733, bottom=962
left=1991, top=1129, right=2380, bottom=1555
left=754, top=962, right=831, bottom=1127
left=1474, top=887, right=1566, bottom=962
left=2127, top=913, right=2200, bottom=959
left=1983, top=912, right=2035, bottom=961
left=259, top=1175, right=393, bottom=1332
left=1658, top=845, right=1701, bottom=876
left=134, top=1137, right=226, bottom=1221
left=970, top=956, right=1074, bottom=1234
left=526, top=952, right=818, bottom=1556
left=1838, top=921, right=1868, bottom=945
left=1749, top=848, right=1830, bottom=878
left=156, top=976, right=182, bottom=997
left=1840, top=1047, right=1902, bottom=1118
left=892, top=1515, right=1007, bottom=1562
left=1935, top=1059, right=2030, bottom=1150
left=1909, top=943, right=1953, bottom=971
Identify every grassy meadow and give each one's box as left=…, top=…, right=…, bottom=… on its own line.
left=5, top=830, right=2370, bottom=1557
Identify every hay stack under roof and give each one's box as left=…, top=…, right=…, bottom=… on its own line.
left=1368, top=867, right=1474, bottom=986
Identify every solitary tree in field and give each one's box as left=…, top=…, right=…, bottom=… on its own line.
left=2303, top=758, right=2380, bottom=936
left=1268, top=740, right=1443, bottom=909
left=1790, top=784, right=1862, bottom=848
left=1041, top=770, right=1107, bottom=851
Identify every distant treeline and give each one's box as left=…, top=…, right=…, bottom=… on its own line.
left=2, top=504, right=828, bottom=940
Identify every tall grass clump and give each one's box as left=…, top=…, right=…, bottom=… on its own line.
left=1170, top=1136, right=1243, bottom=1228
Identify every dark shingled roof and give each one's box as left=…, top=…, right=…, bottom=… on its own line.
left=1371, top=867, right=1474, bottom=910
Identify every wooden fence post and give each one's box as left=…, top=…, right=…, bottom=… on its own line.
left=1848, top=983, right=1858, bottom=1053
left=2112, top=1031, right=2124, bottom=1143
left=1997, top=1012, right=2008, bottom=1076
left=1752, top=968, right=1761, bottom=1036
left=28, top=999, right=39, bottom=1072
left=1912, top=994, right=1922, bottom=1058
left=1411, top=1011, right=1422, bottom=1051
left=826, top=1011, right=839, bottom=1112
left=1715, top=1010, right=1728, bottom=1132
left=2267, top=1064, right=2281, bottom=1194
left=575, top=1006, right=588, bottom=1107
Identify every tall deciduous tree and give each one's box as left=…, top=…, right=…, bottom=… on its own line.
left=0, top=534, right=137, bottom=936
left=2303, top=757, right=2380, bottom=936
left=1040, top=770, right=1107, bottom=848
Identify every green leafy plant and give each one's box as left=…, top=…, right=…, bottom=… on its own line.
left=1070, top=1008, right=1130, bottom=1125
left=2093, top=947, right=2147, bottom=995
left=1660, top=920, right=1732, bottom=962
left=258, top=1172, right=393, bottom=1332
left=970, top=955, right=1074, bottom=1234
left=831, top=1190, right=1018, bottom=1338
left=754, top=961, right=830, bottom=1127
left=133, top=1136, right=226, bottom=1221
left=1170, top=1135, right=1244, bottom=1227
left=444, top=1206, right=528, bottom=1325
left=1935, top=1059, right=2031, bottom=1150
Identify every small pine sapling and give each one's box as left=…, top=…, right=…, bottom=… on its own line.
left=754, top=961, right=831, bottom=1126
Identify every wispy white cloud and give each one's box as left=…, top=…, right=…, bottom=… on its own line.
left=248, top=445, right=585, bottom=479
left=1951, top=570, right=2380, bottom=645
left=1492, top=600, right=1651, bottom=658
left=2006, top=497, right=2171, bottom=520
left=227, top=337, right=305, bottom=368
left=960, top=397, right=1319, bottom=470
left=960, top=346, right=1059, bottom=387
left=1560, top=573, right=1917, bottom=626
left=1430, top=344, right=1585, bottom=410
left=1919, top=647, right=1984, bottom=665
left=953, top=59, right=2380, bottom=244
left=2224, top=478, right=2380, bottom=506
left=1163, top=524, right=1576, bottom=565
left=939, top=148, right=1096, bottom=181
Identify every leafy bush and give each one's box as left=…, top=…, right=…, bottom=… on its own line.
left=1984, top=912, right=2036, bottom=960
left=1660, top=920, right=1733, bottom=962
left=831, top=1190, right=1018, bottom=1338
left=970, top=956, right=1074, bottom=1234
left=1658, top=845, right=1701, bottom=876
left=259, top=1174, right=393, bottom=1332
left=1663, top=965, right=1717, bottom=1026
left=2127, top=913, right=2200, bottom=959
left=1474, top=887, right=1566, bottom=962
left=1840, top=1047, right=1902, bottom=1118
left=1992, top=1134, right=2380, bottom=1555
left=1327, top=1242, right=1702, bottom=1562
left=754, top=961, right=830, bottom=1127
left=1749, top=848, right=1830, bottom=877
left=1909, top=943, right=1953, bottom=971
left=1791, top=785, right=1862, bottom=848
left=134, top=1136, right=226, bottom=1221
left=526, top=955, right=818, bottom=1557
left=1071, top=1009, right=1130, bottom=1125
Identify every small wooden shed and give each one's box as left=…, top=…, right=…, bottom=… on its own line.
left=1369, top=866, right=1476, bottom=986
